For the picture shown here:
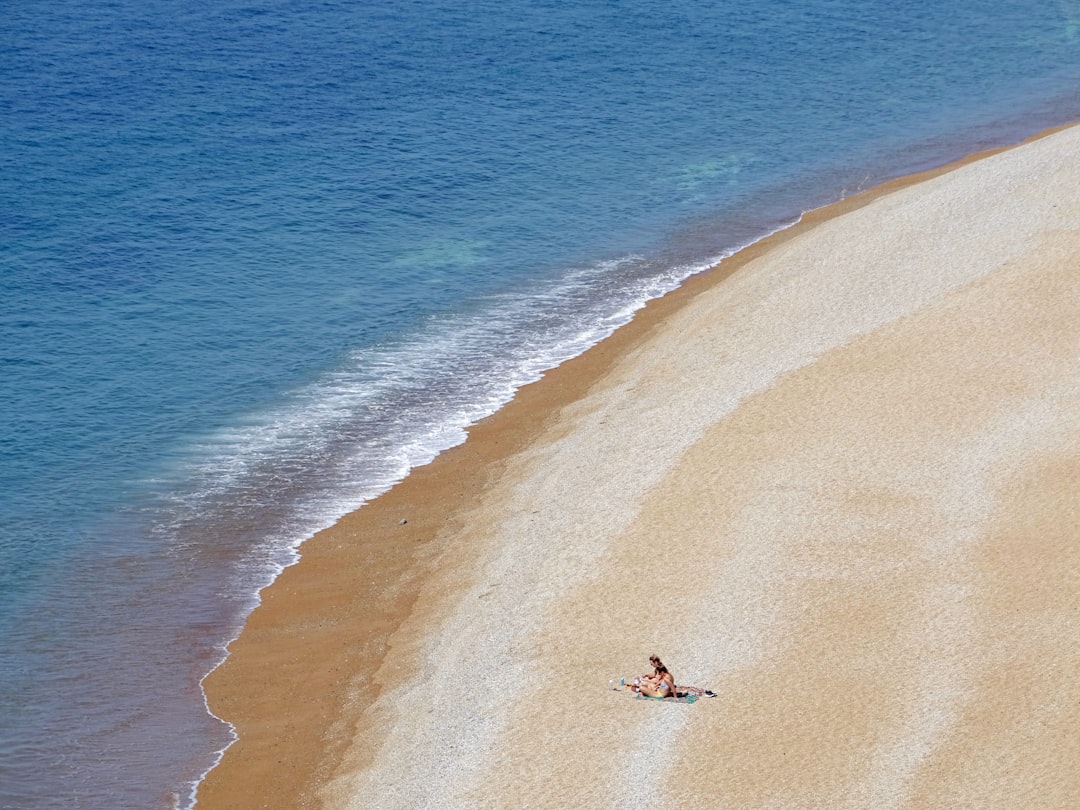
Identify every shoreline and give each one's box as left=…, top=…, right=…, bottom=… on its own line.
left=196, top=121, right=1078, bottom=808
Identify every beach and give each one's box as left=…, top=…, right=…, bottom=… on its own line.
left=199, top=123, right=1080, bottom=809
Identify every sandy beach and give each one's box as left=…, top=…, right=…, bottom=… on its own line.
left=199, top=123, right=1080, bottom=809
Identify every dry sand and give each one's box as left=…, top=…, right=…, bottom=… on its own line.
left=200, top=124, right=1080, bottom=809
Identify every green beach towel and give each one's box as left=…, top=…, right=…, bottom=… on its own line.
left=610, top=678, right=716, bottom=703
left=635, top=692, right=700, bottom=704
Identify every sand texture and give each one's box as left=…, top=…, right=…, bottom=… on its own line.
left=314, top=126, right=1080, bottom=809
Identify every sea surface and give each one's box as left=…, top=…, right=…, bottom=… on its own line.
left=2, top=0, right=1079, bottom=806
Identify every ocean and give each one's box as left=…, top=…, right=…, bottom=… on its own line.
left=2, top=0, right=1078, bottom=806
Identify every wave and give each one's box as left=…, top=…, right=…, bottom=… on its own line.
left=174, top=223, right=797, bottom=807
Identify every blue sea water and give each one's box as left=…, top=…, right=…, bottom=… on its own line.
left=2, top=0, right=1078, bottom=806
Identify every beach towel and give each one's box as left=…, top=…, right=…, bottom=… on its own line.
left=635, top=692, right=701, bottom=704
left=610, top=679, right=716, bottom=703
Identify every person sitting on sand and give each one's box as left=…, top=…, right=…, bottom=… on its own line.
left=619, top=655, right=717, bottom=699
left=631, top=655, right=676, bottom=699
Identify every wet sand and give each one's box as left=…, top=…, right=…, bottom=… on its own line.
left=199, top=123, right=1080, bottom=809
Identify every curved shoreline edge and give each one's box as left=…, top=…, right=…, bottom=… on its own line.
left=194, top=120, right=1079, bottom=808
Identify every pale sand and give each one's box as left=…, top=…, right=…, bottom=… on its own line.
left=315, top=125, right=1080, bottom=809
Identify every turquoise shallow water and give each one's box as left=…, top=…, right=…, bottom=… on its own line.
left=2, top=0, right=1079, bottom=806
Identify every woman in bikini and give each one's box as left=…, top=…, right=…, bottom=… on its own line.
left=620, top=655, right=716, bottom=698
left=633, top=655, right=676, bottom=699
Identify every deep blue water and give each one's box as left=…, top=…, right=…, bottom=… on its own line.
left=2, top=0, right=1078, bottom=806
